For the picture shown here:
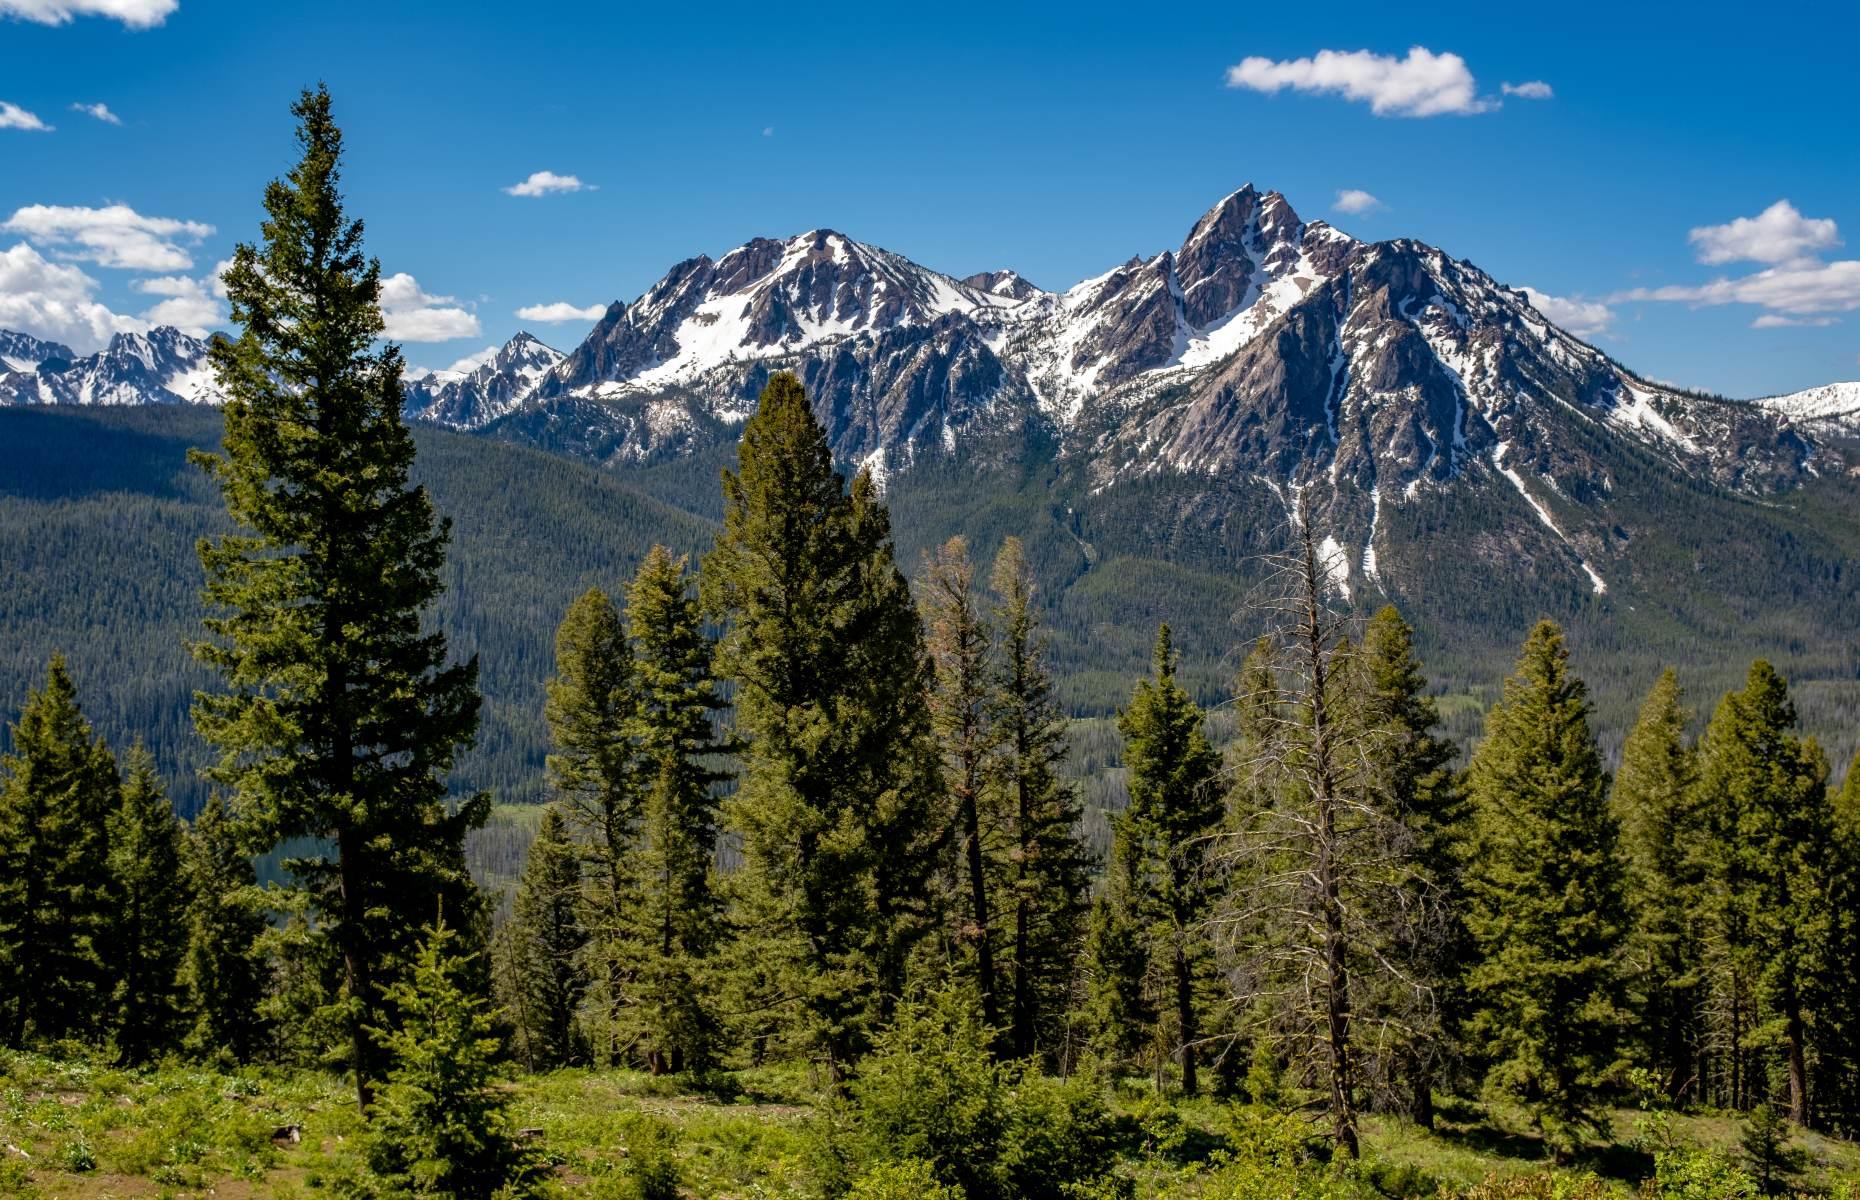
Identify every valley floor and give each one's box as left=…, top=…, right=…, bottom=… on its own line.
left=4, top=1052, right=1858, bottom=1199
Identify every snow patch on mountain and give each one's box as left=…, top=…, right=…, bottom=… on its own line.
left=1492, top=441, right=1606, bottom=595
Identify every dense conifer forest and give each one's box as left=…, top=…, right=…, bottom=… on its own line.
left=5, top=88, right=1860, bottom=1200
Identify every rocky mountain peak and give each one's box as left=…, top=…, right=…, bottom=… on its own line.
left=961, top=269, right=1042, bottom=301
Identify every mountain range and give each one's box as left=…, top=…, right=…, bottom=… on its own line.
left=5, top=184, right=1860, bottom=812
left=6, top=186, right=1857, bottom=605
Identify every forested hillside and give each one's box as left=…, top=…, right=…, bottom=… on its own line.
left=6, top=401, right=1858, bottom=819
left=0, top=404, right=713, bottom=812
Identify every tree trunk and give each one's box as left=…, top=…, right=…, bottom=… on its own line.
left=1301, top=522, right=1359, bottom=1159
left=962, top=788, right=1000, bottom=1038
left=1174, top=935, right=1198, bottom=1096
left=1784, top=978, right=1808, bottom=1124
left=335, top=825, right=374, bottom=1111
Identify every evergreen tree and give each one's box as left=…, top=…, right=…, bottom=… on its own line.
left=1612, top=669, right=1707, bottom=1102
left=1106, top=625, right=1222, bottom=1093
left=0, top=655, right=119, bottom=1047
left=1822, top=752, right=1860, bottom=1135
left=181, top=791, right=271, bottom=1061
left=506, top=804, right=589, bottom=1069
left=543, top=585, right=638, bottom=1063
left=989, top=537, right=1090, bottom=1063
left=1357, top=605, right=1463, bottom=1127
left=362, top=921, right=536, bottom=1199
left=1219, top=520, right=1425, bottom=1159
left=192, top=87, right=485, bottom=1108
left=1695, top=661, right=1832, bottom=1122
left=107, top=743, right=190, bottom=1063
left=1462, top=620, right=1626, bottom=1153
left=701, top=372, right=940, bottom=1077
left=625, top=545, right=731, bottom=1073
left=921, top=536, right=1003, bottom=1039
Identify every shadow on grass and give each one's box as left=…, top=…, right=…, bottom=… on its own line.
left=1426, top=1096, right=1655, bottom=1184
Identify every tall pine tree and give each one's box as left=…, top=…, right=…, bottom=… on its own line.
left=920, top=536, right=1003, bottom=1040
left=505, top=804, right=589, bottom=1069
left=1695, top=661, right=1832, bottom=1122
left=181, top=791, right=270, bottom=1061
left=625, top=545, right=731, bottom=1073
left=107, top=743, right=190, bottom=1063
left=702, top=372, right=941, bottom=1077
left=1357, top=605, right=1463, bottom=1128
left=988, top=536, right=1090, bottom=1063
left=543, top=585, right=638, bottom=1064
left=192, top=87, right=485, bottom=1108
left=1612, top=669, right=1707, bottom=1103
left=0, top=656, right=119, bottom=1047
left=1463, top=620, right=1626, bottom=1154
left=1106, top=624, right=1222, bottom=1093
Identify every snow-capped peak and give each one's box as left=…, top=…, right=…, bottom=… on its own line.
left=1759, top=381, right=1860, bottom=432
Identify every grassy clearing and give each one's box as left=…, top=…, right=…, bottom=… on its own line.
left=3, top=1051, right=1857, bottom=1199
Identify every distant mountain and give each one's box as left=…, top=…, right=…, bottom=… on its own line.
left=0, top=328, right=222, bottom=407
left=1, top=330, right=77, bottom=373
left=403, top=332, right=564, bottom=429
left=1760, top=381, right=1860, bottom=440
left=1, top=184, right=1853, bottom=610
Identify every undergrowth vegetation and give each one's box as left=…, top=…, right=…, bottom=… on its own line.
left=5, top=1048, right=1859, bottom=1200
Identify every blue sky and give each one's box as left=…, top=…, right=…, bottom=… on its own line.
left=2, top=0, right=1856, bottom=396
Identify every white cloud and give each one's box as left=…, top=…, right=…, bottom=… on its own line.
left=1333, top=189, right=1383, bottom=215
left=1751, top=314, right=1838, bottom=329
left=1224, top=46, right=1496, bottom=117
left=502, top=170, right=592, bottom=197
left=762, top=126, right=774, bottom=137
left=378, top=272, right=480, bottom=341
left=516, top=300, right=606, bottom=322
left=70, top=101, right=120, bottom=124
left=1, top=101, right=52, bottom=131
left=1614, top=261, right=1860, bottom=316
left=2, top=203, right=213, bottom=270
left=1501, top=80, right=1553, bottom=100
left=1613, top=204, right=1860, bottom=322
left=130, top=273, right=221, bottom=334
left=1522, top=286, right=1613, bottom=337
left=0, top=0, right=176, bottom=26
left=1688, top=200, right=1840, bottom=266
left=443, top=345, right=499, bottom=374
left=0, top=242, right=134, bottom=350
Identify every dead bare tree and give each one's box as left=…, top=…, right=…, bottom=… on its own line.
left=1210, top=496, right=1442, bottom=1159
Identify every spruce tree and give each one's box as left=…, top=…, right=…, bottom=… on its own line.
left=1825, top=752, right=1860, bottom=1133
left=182, top=791, right=270, bottom=1061
left=1108, top=624, right=1222, bottom=1093
left=1358, top=605, right=1463, bottom=1127
left=506, top=804, right=589, bottom=1069
left=625, top=545, right=730, bottom=1073
left=543, top=585, right=638, bottom=1063
left=363, top=921, right=536, bottom=1200
left=107, top=743, right=190, bottom=1063
left=988, top=536, right=1090, bottom=1063
left=701, top=372, right=940, bottom=1077
left=921, top=536, right=1003, bottom=1039
left=0, top=655, right=119, bottom=1047
left=192, top=87, right=485, bottom=1108
left=1612, top=669, right=1707, bottom=1103
left=1695, top=661, right=1832, bottom=1122
left=1463, top=620, right=1626, bottom=1153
